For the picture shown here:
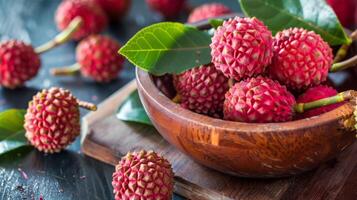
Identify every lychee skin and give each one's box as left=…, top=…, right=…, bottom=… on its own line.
left=55, top=0, right=108, bottom=40
left=146, top=0, right=186, bottom=19
left=269, top=28, right=333, bottom=90
left=174, top=64, right=229, bottom=117
left=296, top=85, right=343, bottom=119
left=92, top=0, right=131, bottom=20
left=0, top=40, right=41, bottom=89
left=24, top=88, right=80, bottom=153
left=76, top=35, right=124, bottom=82
left=112, top=150, right=174, bottom=200
left=327, top=0, right=356, bottom=28
left=210, top=17, right=274, bottom=81
left=224, top=76, right=296, bottom=123
left=188, top=3, right=232, bottom=23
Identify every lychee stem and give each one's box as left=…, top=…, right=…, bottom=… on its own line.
left=172, top=95, right=181, bottom=103
left=77, top=100, right=97, bottom=111
left=334, top=30, right=357, bottom=63
left=51, top=63, right=81, bottom=76
left=330, top=55, right=357, bottom=72
left=294, top=90, right=357, bottom=113
left=35, top=17, right=83, bottom=54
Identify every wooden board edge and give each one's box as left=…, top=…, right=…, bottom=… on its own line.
left=81, top=136, right=233, bottom=200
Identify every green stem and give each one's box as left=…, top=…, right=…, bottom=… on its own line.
left=294, top=90, right=357, bottom=113
left=35, top=17, right=83, bottom=54
left=51, top=63, right=81, bottom=76
left=330, top=55, right=357, bottom=72
left=333, top=30, right=357, bottom=63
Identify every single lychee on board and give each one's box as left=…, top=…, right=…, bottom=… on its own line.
left=55, top=0, right=108, bottom=40
left=296, top=85, right=344, bottom=119
left=188, top=3, right=232, bottom=23
left=269, top=28, right=333, bottom=90
left=112, top=150, right=174, bottom=200
left=173, top=63, right=229, bottom=117
left=210, top=17, right=274, bottom=81
left=146, top=0, right=186, bottom=19
left=24, top=87, right=96, bottom=153
left=0, top=40, right=41, bottom=89
left=224, top=76, right=296, bottom=123
left=52, top=35, right=124, bottom=82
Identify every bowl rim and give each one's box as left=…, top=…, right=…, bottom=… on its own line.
left=136, top=68, right=353, bottom=133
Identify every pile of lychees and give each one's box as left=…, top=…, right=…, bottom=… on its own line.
left=173, top=16, right=345, bottom=123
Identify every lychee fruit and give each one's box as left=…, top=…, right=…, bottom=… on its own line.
left=224, top=76, right=296, bottom=123
left=173, top=63, right=229, bottom=117
left=92, top=0, right=131, bottom=20
left=112, top=150, right=174, bottom=200
left=327, top=0, right=356, bottom=28
left=210, top=17, right=274, bottom=81
left=269, top=28, right=333, bottom=90
left=24, top=87, right=96, bottom=153
left=146, top=0, right=186, bottom=19
left=188, top=3, right=232, bottom=23
left=0, top=40, right=41, bottom=89
left=296, top=85, right=344, bottom=118
left=55, top=0, right=108, bottom=40
left=52, top=35, right=124, bottom=82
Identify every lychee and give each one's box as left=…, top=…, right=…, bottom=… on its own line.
left=92, top=0, right=131, bottom=20
left=269, top=28, right=333, bottom=90
left=224, top=76, right=296, bottom=123
left=0, top=40, right=40, bottom=89
left=112, top=150, right=174, bottom=200
left=210, top=17, right=273, bottom=81
left=296, top=85, right=344, bottom=118
left=52, top=35, right=124, bottom=82
left=24, top=87, right=96, bottom=153
left=174, top=63, right=229, bottom=117
left=55, top=0, right=108, bottom=40
left=327, top=0, right=356, bottom=28
left=188, top=3, right=232, bottom=23
left=146, top=0, right=186, bottom=19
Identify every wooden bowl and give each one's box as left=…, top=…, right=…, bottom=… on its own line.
left=135, top=20, right=357, bottom=178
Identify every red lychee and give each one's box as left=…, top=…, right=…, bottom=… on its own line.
left=112, top=150, right=174, bottom=200
left=174, top=63, right=229, bottom=117
left=146, top=0, right=186, bottom=19
left=92, top=0, right=131, bottom=20
left=188, top=3, right=232, bottom=23
left=0, top=40, right=41, bottom=89
left=327, top=0, right=356, bottom=28
left=224, top=76, right=296, bottom=123
left=296, top=85, right=344, bottom=118
left=210, top=17, right=273, bottom=81
left=269, top=28, right=333, bottom=90
left=55, top=0, right=108, bottom=40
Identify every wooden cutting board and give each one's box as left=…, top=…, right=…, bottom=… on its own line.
left=81, top=79, right=357, bottom=200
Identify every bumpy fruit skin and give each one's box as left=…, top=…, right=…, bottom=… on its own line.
left=269, top=28, right=333, bottom=90
left=188, top=3, right=232, bottom=23
left=210, top=17, right=273, bottom=81
left=146, top=0, right=186, bottom=19
left=296, top=85, right=343, bottom=118
left=174, top=64, right=229, bottom=117
left=24, top=88, right=80, bottom=153
left=0, top=40, right=40, bottom=89
left=224, top=76, right=296, bottom=123
left=55, top=0, right=108, bottom=40
left=76, top=35, right=124, bottom=82
left=112, top=150, right=174, bottom=200
left=327, top=0, right=356, bottom=28
left=92, top=0, right=131, bottom=20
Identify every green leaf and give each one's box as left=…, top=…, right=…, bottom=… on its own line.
left=0, top=109, right=29, bottom=155
left=119, top=22, right=212, bottom=75
left=209, top=19, right=224, bottom=29
left=239, top=0, right=351, bottom=46
left=117, top=90, right=152, bottom=126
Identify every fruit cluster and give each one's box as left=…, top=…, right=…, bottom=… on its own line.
left=173, top=16, right=346, bottom=123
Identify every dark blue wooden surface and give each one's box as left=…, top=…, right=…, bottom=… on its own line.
left=0, top=0, right=240, bottom=199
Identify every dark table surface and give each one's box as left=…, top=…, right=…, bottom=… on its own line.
left=0, top=0, right=240, bottom=199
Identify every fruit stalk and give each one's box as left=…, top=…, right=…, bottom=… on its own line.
left=294, top=90, right=357, bottom=113
left=35, top=17, right=83, bottom=54
left=334, top=30, right=357, bottom=63
left=51, top=63, right=81, bottom=76
left=330, top=54, right=357, bottom=72
left=77, top=100, right=97, bottom=111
